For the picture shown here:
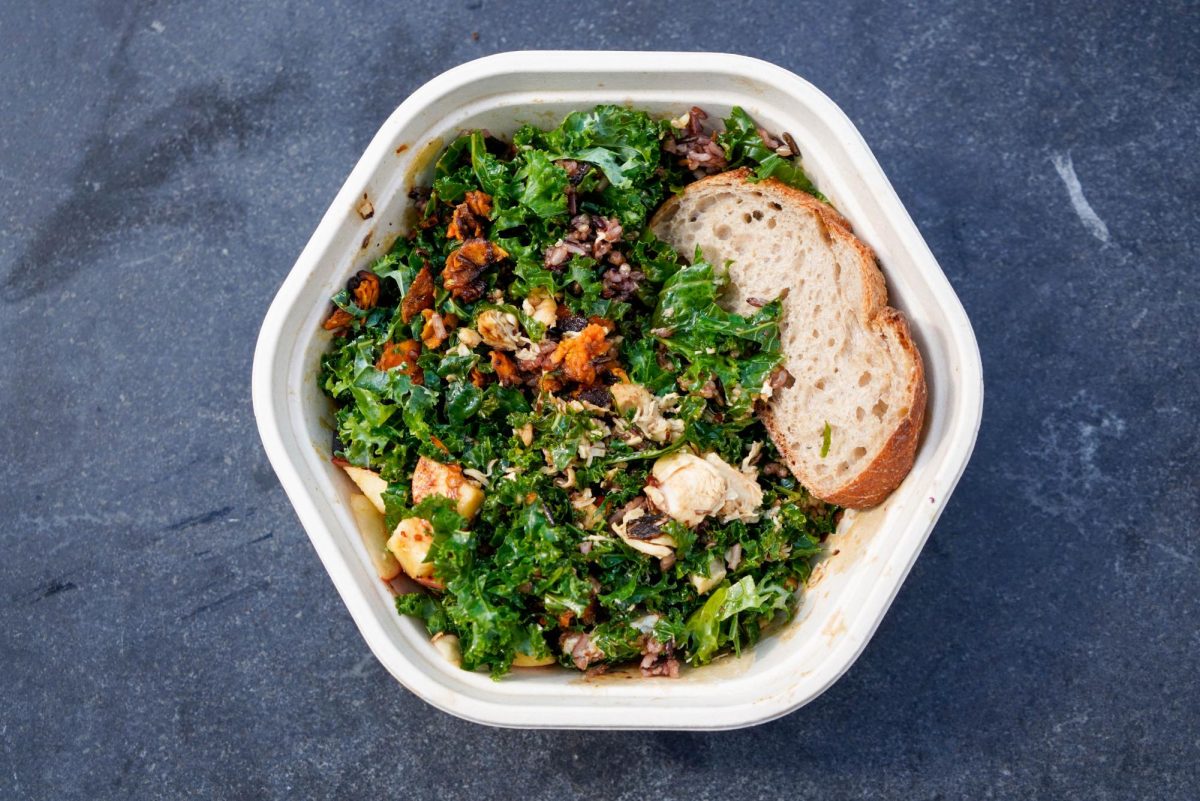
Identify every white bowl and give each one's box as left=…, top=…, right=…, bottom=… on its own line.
left=252, top=51, right=983, bottom=730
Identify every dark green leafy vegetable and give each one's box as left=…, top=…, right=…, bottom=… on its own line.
left=717, top=106, right=826, bottom=201
left=320, top=104, right=838, bottom=679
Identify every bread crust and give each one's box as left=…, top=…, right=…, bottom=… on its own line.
left=808, top=308, right=926, bottom=507
left=651, top=169, right=927, bottom=509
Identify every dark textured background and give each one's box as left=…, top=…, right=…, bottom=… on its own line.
left=2, top=1, right=1197, bottom=798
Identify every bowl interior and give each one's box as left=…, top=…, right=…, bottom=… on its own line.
left=256, top=52, right=981, bottom=728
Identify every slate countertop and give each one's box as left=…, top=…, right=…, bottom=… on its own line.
left=2, top=2, right=1196, bottom=798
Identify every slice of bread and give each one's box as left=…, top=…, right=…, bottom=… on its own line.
left=650, top=169, right=925, bottom=508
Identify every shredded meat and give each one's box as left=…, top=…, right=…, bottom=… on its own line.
left=548, top=323, right=612, bottom=386
left=401, top=264, right=435, bottom=323
left=377, top=340, right=423, bottom=384
left=443, top=239, right=507, bottom=302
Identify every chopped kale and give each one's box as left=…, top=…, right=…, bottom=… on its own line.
left=320, top=105, right=838, bottom=677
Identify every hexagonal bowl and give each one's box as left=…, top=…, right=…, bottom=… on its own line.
left=252, top=51, right=983, bottom=729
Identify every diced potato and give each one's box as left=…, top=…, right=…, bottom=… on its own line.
left=512, top=652, right=556, bottom=667
left=411, top=455, right=485, bottom=519
left=348, top=494, right=401, bottom=581
left=689, top=556, right=727, bottom=595
left=387, top=517, right=437, bottom=583
left=342, top=465, right=388, bottom=514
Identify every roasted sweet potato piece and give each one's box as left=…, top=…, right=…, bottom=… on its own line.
left=549, top=323, right=612, bottom=386
left=446, top=206, right=483, bottom=240
left=446, top=190, right=493, bottom=241
left=420, top=309, right=451, bottom=350
left=322, top=308, right=355, bottom=332
left=490, top=351, right=522, bottom=387
left=443, top=239, right=507, bottom=303
left=377, top=339, right=423, bottom=384
left=464, top=190, right=492, bottom=217
left=401, top=265, right=435, bottom=324
left=348, top=270, right=380, bottom=310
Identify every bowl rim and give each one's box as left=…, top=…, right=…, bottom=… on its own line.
left=252, top=50, right=984, bottom=729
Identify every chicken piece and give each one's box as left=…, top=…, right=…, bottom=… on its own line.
left=401, top=264, right=435, bottom=323
left=610, top=382, right=682, bottom=444
left=490, top=351, right=522, bottom=387
left=548, top=323, right=611, bottom=386
left=476, top=309, right=522, bottom=351
left=387, top=517, right=440, bottom=586
left=702, top=453, right=764, bottom=523
left=457, top=327, right=482, bottom=348
left=411, top=455, right=485, bottom=519
left=443, top=239, right=507, bottom=302
left=377, top=340, right=423, bottom=384
left=644, top=451, right=764, bottom=527
left=644, top=452, right=727, bottom=527
left=521, top=287, right=558, bottom=329
left=610, top=382, right=648, bottom=413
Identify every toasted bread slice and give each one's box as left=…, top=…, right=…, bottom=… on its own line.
left=650, top=169, right=926, bottom=508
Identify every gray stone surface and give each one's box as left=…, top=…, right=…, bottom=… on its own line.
left=1, top=1, right=1197, bottom=798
